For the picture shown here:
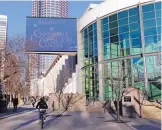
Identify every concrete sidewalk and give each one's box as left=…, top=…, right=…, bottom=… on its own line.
left=103, top=112, right=161, bottom=130
left=43, top=111, right=161, bottom=130
left=0, top=105, right=35, bottom=120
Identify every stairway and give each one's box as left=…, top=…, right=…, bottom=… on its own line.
left=131, top=88, right=162, bottom=120
left=142, top=105, right=161, bottom=120
left=56, top=56, right=77, bottom=93
left=134, top=97, right=161, bottom=120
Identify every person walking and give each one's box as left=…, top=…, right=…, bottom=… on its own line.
left=12, top=97, right=18, bottom=112
left=31, top=97, right=36, bottom=107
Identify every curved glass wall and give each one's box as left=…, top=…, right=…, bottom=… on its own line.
left=81, top=23, right=99, bottom=101
left=81, top=1, right=162, bottom=101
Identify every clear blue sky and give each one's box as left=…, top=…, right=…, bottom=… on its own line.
left=0, top=1, right=101, bottom=37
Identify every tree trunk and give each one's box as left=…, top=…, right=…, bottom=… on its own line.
left=58, top=97, right=61, bottom=115
left=116, top=99, right=120, bottom=122
left=139, top=105, right=142, bottom=118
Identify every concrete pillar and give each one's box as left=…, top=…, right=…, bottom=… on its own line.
left=139, top=2, right=149, bottom=93
left=77, top=19, right=83, bottom=94
left=97, top=18, right=105, bottom=101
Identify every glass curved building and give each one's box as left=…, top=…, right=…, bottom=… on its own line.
left=77, top=0, right=162, bottom=101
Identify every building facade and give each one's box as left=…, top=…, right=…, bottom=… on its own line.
left=78, top=0, right=162, bottom=101
left=0, top=15, right=7, bottom=93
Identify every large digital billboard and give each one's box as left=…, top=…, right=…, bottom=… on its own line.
left=25, top=17, right=77, bottom=53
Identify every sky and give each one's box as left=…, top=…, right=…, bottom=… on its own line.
left=0, top=1, right=102, bottom=37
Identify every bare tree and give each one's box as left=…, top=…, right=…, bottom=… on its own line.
left=103, top=60, right=129, bottom=122
left=0, top=34, right=30, bottom=99
left=46, top=56, right=80, bottom=115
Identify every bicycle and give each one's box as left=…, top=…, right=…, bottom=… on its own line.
left=39, top=109, right=46, bottom=129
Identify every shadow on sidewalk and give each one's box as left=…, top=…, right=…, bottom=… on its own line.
left=0, top=106, right=36, bottom=119
left=132, top=124, right=161, bottom=130
left=43, top=113, right=72, bottom=129
left=13, top=118, right=39, bottom=130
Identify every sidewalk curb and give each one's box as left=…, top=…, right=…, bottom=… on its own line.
left=0, top=109, right=35, bottom=120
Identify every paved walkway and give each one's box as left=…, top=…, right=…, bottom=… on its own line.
left=0, top=105, right=35, bottom=120
left=43, top=111, right=161, bottom=130
left=109, top=113, right=161, bottom=130
left=0, top=109, right=161, bottom=130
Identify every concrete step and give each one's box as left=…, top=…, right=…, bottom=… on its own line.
left=87, top=102, right=104, bottom=113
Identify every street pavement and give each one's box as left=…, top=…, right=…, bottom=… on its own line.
left=0, top=107, right=161, bottom=130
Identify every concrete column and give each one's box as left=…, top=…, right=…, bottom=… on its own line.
left=97, top=18, right=105, bottom=101
left=77, top=19, right=83, bottom=94
left=139, top=2, right=149, bottom=93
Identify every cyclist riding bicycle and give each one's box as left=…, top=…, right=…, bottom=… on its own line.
left=36, top=97, right=48, bottom=123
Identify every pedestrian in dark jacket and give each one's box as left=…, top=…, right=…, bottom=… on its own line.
left=12, top=97, right=18, bottom=112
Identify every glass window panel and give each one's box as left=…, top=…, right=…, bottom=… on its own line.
left=118, top=18, right=128, bottom=26
left=84, top=28, right=88, bottom=35
left=110, top=35, right=118, bottom=43
left=155, top=2, right=161, bottom=10
left=144, top=27, right=157, bottom=36
left=94, top=41, right=97, bottom=47
left=88, top=25, right=93, bottom=32
left=93, top=23, right=97, bottom=29
left=103, top=30, right=109, bottom=38
left=93, top=29, right=97, bottom=36
left=130, top=30, right=141, bottom=38
left=119, top=32, right=129, bottom=41
left=110, top=28, right=118, bottom=36
left=157, top=18, right=161, bottom=26
left=94, top=35, right=97, bottom=42
left=156, top=10, right=161, bottom=18
left=124, top=48, right=130, bottom=56
left=132, top=37, right=142, bottom=47
left=102, top=17, right=108, bottom=25
left=129, top=7, right=139, bottom=16
left=129, top=15, right=139, bottom=23
left=109, top=21, right=118, bottom=29
left=84, top=34, right=88, bottom=39
left=133, top=57, right=142, bottom=64
left=118, top=10, right=128, bottom=19
left=130, top=22, right=140, bottom=31
left=120, top=39, right=130, bottom=48
left=143, top=19, right=156, bottom=28
left=103, top=37, right=109, bottom=45
left=102, top=24, right=108, bottom=31
left=145, top=35, right=158, bottom=44
left=94, top=48, right=98, bottom=56
left=109, top=14, right=117, bottom=22
left=119, top=25, right=129, bottom=34
left=143, top=11, right=155, bottom=20
left=158, top=35, right=161, bottom=42
left=157, top=26, right=161, bottom=34
left=142, top=4, right=154, bottom=13
left=89, top=31, right=93, bottom=38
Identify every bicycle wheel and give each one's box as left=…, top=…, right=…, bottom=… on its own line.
left=41, top=114, right=44, bottom=129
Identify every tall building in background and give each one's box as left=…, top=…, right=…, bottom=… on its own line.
left=0, top=15, right=7, bottom=93
left=30, top=0, right=68, bottom=75
left=32, top=0, right=68, bottom=17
